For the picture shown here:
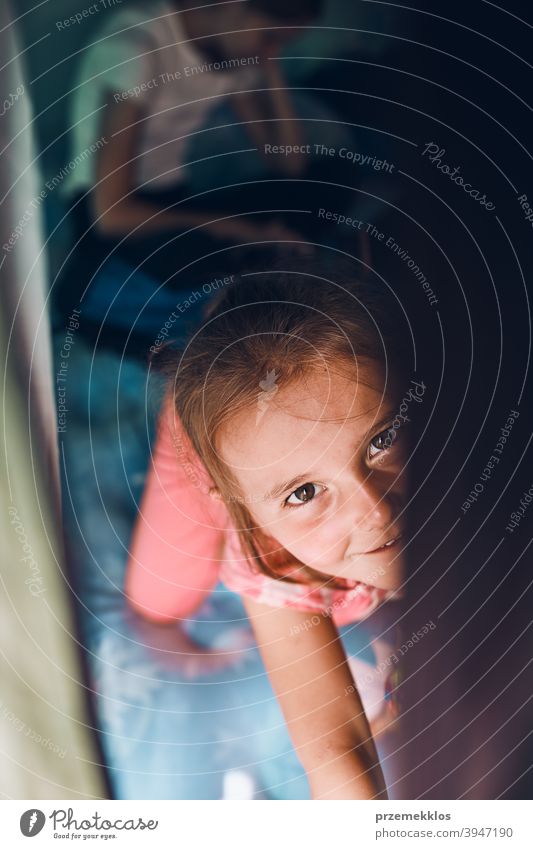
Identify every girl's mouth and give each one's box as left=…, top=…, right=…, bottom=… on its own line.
left=364, top=533, right=403, bottom=555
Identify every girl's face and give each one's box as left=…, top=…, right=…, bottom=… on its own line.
left=218, top=362, right=408, bottom=591
left=210, top=10, right=310, bottom=61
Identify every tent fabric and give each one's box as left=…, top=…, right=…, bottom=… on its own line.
left=0, top=0, right=107, bottom=800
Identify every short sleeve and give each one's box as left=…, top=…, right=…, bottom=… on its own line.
left=86, top=32, right=157, bottom=104
left=219, top=528, right=397, bottom=624
left=219, top=530, right=328, bottom=610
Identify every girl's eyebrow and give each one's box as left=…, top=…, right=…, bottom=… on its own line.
left=262, top=408, right=397, bottom=502
left=263, top=475, right=310, bottom=502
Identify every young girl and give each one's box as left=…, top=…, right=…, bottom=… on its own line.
left=125, top=257, right=410, bottom=800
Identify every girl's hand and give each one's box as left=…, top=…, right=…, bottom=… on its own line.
left=212, top=218, right=313, bottom=255
left=242, top=595, right=388, bottom=800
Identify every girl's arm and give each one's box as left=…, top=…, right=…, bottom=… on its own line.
left=125, top=395, right=224, bottom=622
left=242, top=595, right=388, bottom=800
left=92, top=96, right=296, bottom=243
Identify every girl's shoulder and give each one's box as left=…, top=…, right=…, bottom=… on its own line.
left=220, top=528, right=395, bottom=625
left=83, top=1, right=178, bottom=59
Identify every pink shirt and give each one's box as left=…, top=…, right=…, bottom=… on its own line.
left=219, top=527, right=397, bottom=626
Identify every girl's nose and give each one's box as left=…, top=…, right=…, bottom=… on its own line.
left=350, top=476, right=396, bottom=532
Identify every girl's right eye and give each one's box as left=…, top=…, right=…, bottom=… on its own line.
left=368, top=425, right=399, bottom=460
left=285, top=483, right=325, bottom=507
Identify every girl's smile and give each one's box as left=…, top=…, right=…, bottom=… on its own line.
left=218, top=363, right=407, bottom=591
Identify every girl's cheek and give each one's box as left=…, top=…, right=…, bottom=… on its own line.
left=280, top=520, right=346, bottom=568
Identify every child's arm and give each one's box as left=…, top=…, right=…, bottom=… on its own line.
left=242, top=595, right=388, bottom=800
left=93, top=96, right=296, bottom=243
left=125, top=395, right=225, bottom=622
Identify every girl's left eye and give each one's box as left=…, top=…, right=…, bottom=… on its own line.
left=285, top=482, right=325, bottom=507
left=368, top=426, right=398, bottom=459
